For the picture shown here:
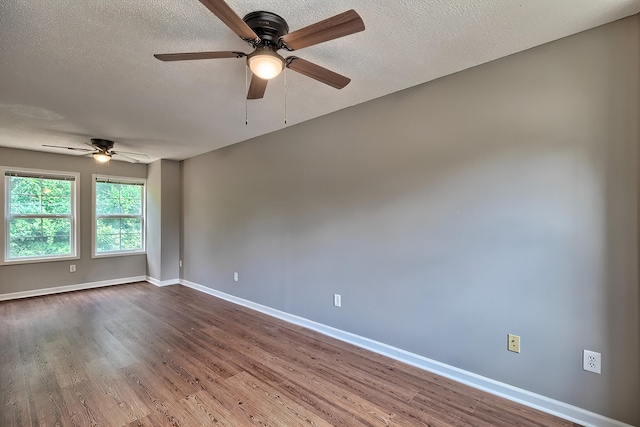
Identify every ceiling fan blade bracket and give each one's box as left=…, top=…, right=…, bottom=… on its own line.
left=243, top=37, right=261, bottom=46
left=279, top=40, right=295, bottom=52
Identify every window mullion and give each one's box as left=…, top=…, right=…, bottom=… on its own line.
left=39, top=180, right=43, bottom=216
left=39, top=217, right=43, bottom=249
left=10, top=214, right=72, bottom=219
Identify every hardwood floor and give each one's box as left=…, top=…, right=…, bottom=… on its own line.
left=0, top=282, right=580, bottom=427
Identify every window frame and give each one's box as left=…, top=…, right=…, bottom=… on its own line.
left=1, top=166, right=80, bottom=265
left=92, top=174, right=146, bottom=258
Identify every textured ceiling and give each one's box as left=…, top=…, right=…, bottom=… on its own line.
left=1, top=0, right=639, bottom=163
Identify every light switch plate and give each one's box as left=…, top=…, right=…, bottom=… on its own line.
left=333, top=294, right=341, bottom=307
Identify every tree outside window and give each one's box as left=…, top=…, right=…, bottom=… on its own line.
left=3, top=170, right=78, bottom=263
left=94, top=177, right=145, bottom=256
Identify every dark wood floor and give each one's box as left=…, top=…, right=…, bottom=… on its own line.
left=0, top=282, right=579, bottom=427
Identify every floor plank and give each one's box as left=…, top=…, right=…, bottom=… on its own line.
left=0, top=282, right=580, bottom=427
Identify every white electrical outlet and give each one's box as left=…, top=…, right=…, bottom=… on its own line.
left=179, top=260, right=182, bottom=268
left=233, top=272, right=238, bottom=282
left=333, top=294, right=341, bottom=307
left=69, top=264, right=76, bottom=273
left=583, top=350, right=601, bottom=374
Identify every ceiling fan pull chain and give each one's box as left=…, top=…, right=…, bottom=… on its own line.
left=245, top=65, right=248, bottom=125
left=284, top=67, right=287, bottom=125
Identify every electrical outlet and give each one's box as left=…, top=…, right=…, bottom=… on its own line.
left=179, top=260, right=182, bottom=268
left=583, top=350, right=601, bottom=374
left=233, top=272, right=238, bottom=282
left=69, top=264, right=76, bottom=273
left=507, top=334, right=520, bottom=353
left=333, top=294, right=341, bottom=307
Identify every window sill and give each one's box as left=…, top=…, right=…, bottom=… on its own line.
left=1, top=254, right=80, bottom=266
left=91, top=250, right=146, bottom=259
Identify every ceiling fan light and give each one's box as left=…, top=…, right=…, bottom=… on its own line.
left=248, top=50, right=284, bottom=80
left=93, top=152, right=111, bottom=163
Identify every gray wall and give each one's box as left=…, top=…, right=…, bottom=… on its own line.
left=146, top=159, right=181, bottom=282
left=0, top=146, right=148, bottom=293
left=146, top=160, right=162, bottom=279
left=160, top=160, right=180, bottom=281
left=181, top=16, right=640, bottom=425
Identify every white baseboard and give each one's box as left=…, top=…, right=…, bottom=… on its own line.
left=178, top=279, right=632, bottom=427
left=146, top=276, right=180, bottom=287
left=0, top=276, right=147, bottom=301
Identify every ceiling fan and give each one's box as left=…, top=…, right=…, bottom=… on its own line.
left=43, top=139, right=150, bottom=163
left=154, top=0, right=365, bottom=99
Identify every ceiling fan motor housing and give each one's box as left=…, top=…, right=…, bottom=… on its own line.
left=91, top=138, right=115, bottom=151
left=243, top=11, right=289, bottom=46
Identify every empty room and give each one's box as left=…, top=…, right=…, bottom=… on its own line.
left=1, top=1, right=639, bottom=426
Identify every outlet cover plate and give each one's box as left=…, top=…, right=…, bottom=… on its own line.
left=508, top=334, right=520, bottom=353
left=583, top=350, right=601, bottom=374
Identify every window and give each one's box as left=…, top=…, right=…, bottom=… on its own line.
left=2, top=168, right=79, bottom=264
left=93, top=175, right=146, bottom=257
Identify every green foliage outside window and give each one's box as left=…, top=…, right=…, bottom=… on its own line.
left=95, top=181, right=144, bottom=254
left=8, top=176, right=73, bottom=259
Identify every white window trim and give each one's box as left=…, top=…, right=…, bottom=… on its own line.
left=1, top=166, right=80, bottom=265
left=92, top=174, right=146, bottom=258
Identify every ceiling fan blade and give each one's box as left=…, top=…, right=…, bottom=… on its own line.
left=281, top=9, right=364, bottom=50
left=198, top=0, right=259, bottom=42
left=154, top=51, right=245, bottom=61
left=42, top=144, right=94, bottom=152
left=286, top=57, right=351, bottom=89
left=112, top=150, right=150, bottom=159
left=247, top=74, right=268, bottom=99
left=113, top=153, right=140, bottom=163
